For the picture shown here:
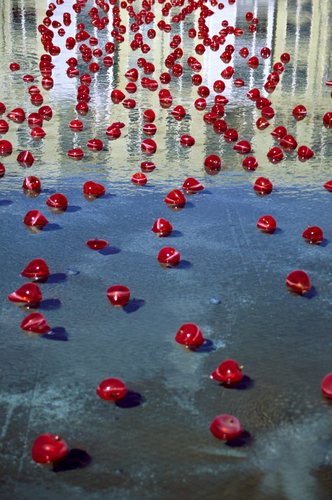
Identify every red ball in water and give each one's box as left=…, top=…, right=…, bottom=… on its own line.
left=7, top=107, right=25, bottom=123
left=267, top=147, right=284, bottom=163
left=164, top=189, right=186, bottom=209
left=86, top=239, right=109, bottom=250
left=21, top=258, right=50, bottom=282
left=131, top=173, right=147, bottom=186
left=87, top=138, right=103, bottom=151
left=83, top=181, right=106, bottom=198
left=253, top=177, right=273, bottom=195
left=182, top=177, right=204, bottom=194
left=69, top=119, right=83, bottom=131
left=46, top=193, right=68, bottom=211
left=0, top=119, right=9, bottom=134
left=292, top=105, right=307, bottom=121
left=297, top=146, right=314, bottom=161
left=141, top=139, right=157, bottom=154
left=107, top=285, right=130, bottom=307
left=210, top=414, right=243, bottom=441
left=242, top=156, right=258, bottom=171
left=31, top=434, right=69, bottom=464
left=24, top=210, right=48, bottom=229
left=204, top=154, right=221, bottom=173
left=180, top=135, right=195, bottom=147
left=141, top=161, right=155, bottom=172
left=23, top=176, right=41, bottom=193
left=8, top=283, right=42, bottom=307
left=210, top=360, right=243, bottom=385
left=96, top=378, right=128, bottom=401
left=67, top=148, right=84, bottom=160
left=302, top=226, right=323, bottom=244
left=21, top=312, right=51, bottom=334
left=158, top=247, right=180, bottom=267
left=152, top=218, right=173, bottom=237
left=323, top=112, right=332, bottom=129
left=233, top=140, right=251, bottom=154
left=321, top=373, right=332, bottom=399
left=175, top=323, right=204, bottom=349
left=286, top=270, right=311, bottom=295
left=257, top=215, right=277, bottom=234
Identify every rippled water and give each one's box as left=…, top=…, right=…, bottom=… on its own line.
left=0, top=0, right=332, bottom=499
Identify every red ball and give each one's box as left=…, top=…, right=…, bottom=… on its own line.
left=267, top=147, right=284, bottom=163
left=17, top=150, right=35, bottom=167
left=141, top=138, right=157, bottom=154
left=157, top=247, right=180, bottom=267
left=23, top=176, right=41, bottom=193
left=8, top=283, right=42, bottom=306
left=323, top=112, right=332, bottom=129
left=152, top=218, right=173, bottom=237
left=164, top=189, right=186, bottom=209
left=210, top=415, right=243, bottom=441
left=253, top=177, right=273, bottom=195
left=321, top=373, right=332, bottom=399
left=24, top=210, right=48, bottom=229
left=96, top=378, right=128, bottom=401
left=86, top=239, right=109, bottom=250
left=31, top=434, right=69, bottom=464
left=175, top=323, right=204, bottom=349
left=83, top=181, right=106, bottom=198
left=131, top=172, right=147, bottom=186
left=180, top=135, right=195, bottom=147
left=21, top=258, right=50, bottom=281
left=67, top=148, right=84, bottom=160
left=302, top=226, right=323, bottom=244
left=87, top=138, right=103, bottom=151
left=46, top=193, right=68, bottom=211
left=257, top=215, right=277, bottom=233
left=210, top=360, right=243, bottom=385
left=242, top=156, right=258, bottom=171
left=204, top=154, right=221, bottom=173
left=286, top=270, right=311, bottom=295
left=21, top=312, right=51, bottom=334
left=107, top=285, right=130, bottom=307
left=182, top=177, right=204, bottom=194
left=233, top=140, right=251, bottom=154
left=292, top=105, right=307, bottom=121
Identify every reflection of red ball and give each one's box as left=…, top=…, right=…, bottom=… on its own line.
left=32, top=434, right=69, bottom=464
left=96, top=378, right=128, bottom=401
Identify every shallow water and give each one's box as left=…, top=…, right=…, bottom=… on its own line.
left=0, top=0, right=332, bottom=499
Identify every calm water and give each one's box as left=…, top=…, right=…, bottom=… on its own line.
left=0, top=0, right=332, bottom=499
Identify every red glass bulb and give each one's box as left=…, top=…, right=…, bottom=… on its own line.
left=323, top=180, right=332, bottom=192
left=23, top=176, right=41, bottom=193
left=180, top=135, right=195, bottom=147
left=175, top=323, right=204, bottom=349
left=280, top=134, right=298, bottom=150
left=87, top=138, right=103, bottom=151
left=24, top=210, right=48, bottom=229
left=8, top=283, right=42, bottom=306
left=28, top=113, right=43, bottom=128
left=21, top=312, right=51, bottom=334
left=224, top=128, right=238, bottom=142
left=210, top=360, right=243, bottom=385
left=107, top=285, right=130, bottom=307
left=286, top=270, right=311, bottom=295
left=141, top=138, right=157, bottom=154
left=83, top=181, right=106, bottom=198
left=17, top=151, right=35, bottom=167
left=297, top=146, right=314, bottom=161
left=31, top=127, right=46, bottom=139
left=210, top=414, right=243, bottom=441
left=46, top=193, right=68, bottom=211
left=171, top=105, right=186, bottom=121
left=257, top=215, right=277, bottom=233
left=152, top=218, right=173, bottom=237
left=302, top=226, right=323, bottom=244
left=7, top=107, right=26, bottom=123
left=321, top=373, right=332, bottom=399
left=253, top=177, right=273, bottom=195
left=242, top=156, right=258, bottom=171
left=158, top=247, right=180, bottom=267
left=143, top=109, right=155, bottom=123
left=141, top=161, right=155, bottom=172
left=204, top=154, right=221, bottom=173
left=31, top=434, right=69, bottom=464
left=86, top=239, right=109, bottom=250
left=292, top=105, right=307, bottom=121
left=131, top=172, right=147, bottom=186
left=143, top=123, right=157, bottom=136
left=67, top=148, right=84, bottom=160
left=164, top=189, right=186, bottom=209
left=38, top=106, right=53, bottom=120
left=21, top=258, right=50, bottom=281
left=69, top=119, right=83, bottom=131
left=271, top=126, right=287, bottom=140
left=267, top=147, right=284, bottom=163
left=96, top=378, right=128, bottom=401
left=182, top=177, right=204, bottom=194
left=111, top=89, right=125, bottom=104
left=233, top=140, right=251, bottom=154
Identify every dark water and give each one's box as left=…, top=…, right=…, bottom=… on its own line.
left=0, top=0, right=332, bottom=499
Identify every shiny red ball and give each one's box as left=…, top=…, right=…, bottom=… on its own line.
left=210, top=415, right=243, bottom=441
left=32, top=434, right=69, bottom=464
left=107, top=285, right=130, bottom=307
left=210, top=360, right=243, bottom=385
left=96, top=378, right=128, bottom=401
left=175, top=323, right=204, bottom=349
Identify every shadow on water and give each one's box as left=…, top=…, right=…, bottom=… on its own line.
left=304, top=286, right=317, bottom=300
left=222, top=375, right=254, bottom=391
left=178, top=259, right=192, bottom=269
left=0, top=199, right=13, bottom=206
left=44, top=223, right=62, bottom=232
left=168, top=230, right=183, bottom=238
left=225, top=431, right=252, bottom=448
left=99, top=246, right=121, bottom=256
left=44, top=327, right=68, bottom=341
left=39, top=298, right=62, bottom=310
left=53, top=449, right=92, bottom=472
left=123, top=298, right=145, bottom=314
left=47, top=273, right=67, bottom=284
left=66, top=205, right=82, bottom=213
left=195, top=339, right=215, bottom=353
left=115, top=391, right=145, bottom=409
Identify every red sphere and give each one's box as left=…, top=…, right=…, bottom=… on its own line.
left=253, top=177, right=273, bottom=195
left=224, top=128, right=238, bottom=142
left=8, top=283, right=42, bottom=306
left=182, top=177, right=204, bottom=194
left=69, top=119, right=83, bottom=131
left=46, top=193, right=68, bottom=211
left=323, top=112, right=332, bottom=129
left=31, top=434, right=69, bottom=464
left=297, top=146, right=314, bottom=161
left=7, top=107, right=26, bottom=123
left=280, top=134, right=298, bottom=150
left=143, top=109, right=155, bottom=123
left=180, top=135, right=195, bottom=147
left=210, top=415, right=243, bottom=441
left=24, top=210, right=48, bottom=229
left=210, top=360, right=243, bottom=385
left=96, top=378, right=128, bottom=401
left=17, top=150, right=35, bottom=167
left=302, top=226, right=323, bottom=244
left=67, top=148, right=84, bottom=160
left=152, top=218, right=173, bottom=237
left=0, top=119, right=9, bottom=134
left=21, top=312, right=51, bottom=334
left=164, top=189, right=186, bottom=209
left=141, top=138, right=157, bottom=154
left=21, top=258, right=50, bottom=281
left=141, top=161, right=155, bottom=172
left=292, top=105, right=307, bottom=121
left=175, top=323, right=204, bottom=349
left=86, top=239, right=109, bottom=250
left=267, top=147, right=284, bottom=163
left=242, top=156, right=258, bottom=171
left=257, top=215, right=277, bottom=233
left=286, top=270, right=311, bottom=295
left=321, top=373, right=332, bottom=399
left=131, top=172, right=147, bottom=186
left=233, top=140, right=251, bottom=154
left=158, top=247, right=180, bottom=267
left=271, top=126, right=287, bottom=140
left=83, top=181, right=106, bottom=198
left=107, top=285, right=130, bottom=307
left=87, top=138, right=103, bottom=151
left=323, top=180, right=332, bottom=192
left=204, top=154, right=221, bottom=174
left=23, top=176, right=41, bottom=193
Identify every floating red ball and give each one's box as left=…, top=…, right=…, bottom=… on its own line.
left=31, top=434, right=69, bottom=464
left=158, top=247, right=180, bottom=267
left=21, top=312, right=51, bottom=334
left=210, top=360, right=243, bottom=385
left=96, top=378, right=128, bottom=401
left=210, top=414, right=243, bottom=441
left=175, top=323, right=204, bottom=349
left=257, top=215, right=277, bottom=233
left=286, top=270, right=311, bottom=295
left=21, top=258, right=50, bottom=282
left=8, top=283, right=42, bottom=306
left=302, top=226, right=323, bottom=244
left=107, top=285, right=130, bottom=307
